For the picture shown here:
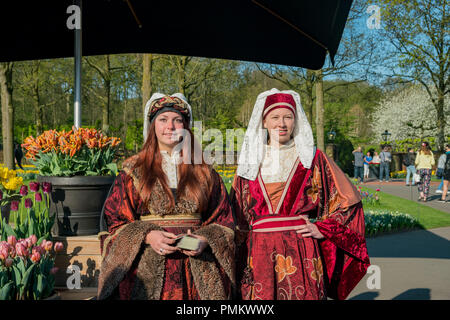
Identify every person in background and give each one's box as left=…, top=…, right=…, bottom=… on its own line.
left=437, top=144, right=450, bottom=203
left=14, top=141, right=24, bottom=170
left=436, top=149, right=448, bottom=195
left=363, top=151, right=372, bottom=180
left=403, top=148, right=416, bottom=186
left=352, top=147, right=365, bottom=183
left=415, top=141, right=435, bottom=202
left=379, top=146, right=392, bottom=182
left=371, top=151, right=381, bottom=180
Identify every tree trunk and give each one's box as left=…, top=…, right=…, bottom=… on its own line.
left=176, top=56, right=187, bottom=96
left=32, top=61, right=43, bottom=135
left=315, top=69, right=324, bottom=151
left=141, top=53, right=153, bottom=117
left=102, top=55, right=111, bottom=134
left=304, top=69, right=315, bottom=124
left=0, top=62, right=14, bottom=169
left=435, top=88, right=445, bottom=152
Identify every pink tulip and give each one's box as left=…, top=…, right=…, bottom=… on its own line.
left=29, top=182, right=40, bottom=193
left=0, top=246, right=8, bottom=260
left=42, top=182, right=52, bottom=194
left=4, top=257, right=13, bottom=268
left=7, top=235, right=17, bottom=247
left=32, top=246, right=45, bottom=256
left=25, top=238, right=33, bottom=249
left=30, top=251, right=41, bottom=263
left=24, top=198, right=33, bottom=209
left=10, top=201, right=19, bottom=211
left=15, top=242, right=28, bottom=258
left=29, top=235, right=38, bottom=246
left=54, top=242, right=64, bottom=253
left=9, top=246, right=16, bottom=258
left=376, top=188, right=380, bottom=192
left=20, top=185, right=28, bottom=196
left=42, top=240, right=53, bottom=252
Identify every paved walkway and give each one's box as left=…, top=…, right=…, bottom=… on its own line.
left=348, top=226, right=450, bottom=300
left=347, top=177, right=450, bottom=300
left=361, top=178, right=450, bottom=213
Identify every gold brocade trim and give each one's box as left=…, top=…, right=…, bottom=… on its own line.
left=140, top=213, right=202, bottom=227
left=140, top=213, right=201, bottom=221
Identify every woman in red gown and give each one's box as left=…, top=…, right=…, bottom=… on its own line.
left=231, top=89, right=370, bottom=300
left=97, top=93, right=235, bottom=300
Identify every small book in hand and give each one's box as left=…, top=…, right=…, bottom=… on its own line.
left=174, top=234, right=202, bottom=251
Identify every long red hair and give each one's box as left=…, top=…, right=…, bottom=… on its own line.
left=132, top=119, right=213, bottom=213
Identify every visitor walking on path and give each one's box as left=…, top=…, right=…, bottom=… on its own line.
left=437, top=144, right=450, bottom=203
left=403, top=148, right=416, bottom=186
left=436, top=149, right=448, bottom=195
left=353, top=147, right=365, bottom=183
left=379, top=146, right=392, bottom=182
left=363, top=152, right=372, bottom=179
left=415, top=141, right=435, bottom=202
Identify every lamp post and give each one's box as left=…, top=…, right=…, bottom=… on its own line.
left=381, top=130, right=391, bottom=144
left=326, top=129, right=337, bottom=160
left=328, top=129, right=336, bottom=142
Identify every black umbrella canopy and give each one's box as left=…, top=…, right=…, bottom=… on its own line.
left=0, top=0, right=352, bottom=69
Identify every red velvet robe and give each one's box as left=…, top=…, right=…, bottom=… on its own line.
left=231, top=149, right=370, bottom=300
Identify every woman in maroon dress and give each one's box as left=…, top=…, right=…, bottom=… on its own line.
left=97, top=93, right=235, bottom=300
left=231, top=88, right=370, bottom=300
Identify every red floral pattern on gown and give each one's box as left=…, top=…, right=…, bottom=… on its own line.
left=231, top=149, right=370, bottom=300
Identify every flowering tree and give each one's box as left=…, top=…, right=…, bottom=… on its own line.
left=371, top=85, right=450, bottom=143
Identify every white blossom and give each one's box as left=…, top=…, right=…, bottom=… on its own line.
left=371, top=85, right=450, bottom=142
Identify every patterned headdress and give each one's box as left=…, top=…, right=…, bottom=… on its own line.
left=143, top=93, right=193, bottom=142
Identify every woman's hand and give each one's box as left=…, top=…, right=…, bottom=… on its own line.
left=180, top=229, right=209, bottom=257
left=295, top=217, right=325, bottom=239
left=145, top=230, right=179, bottom=256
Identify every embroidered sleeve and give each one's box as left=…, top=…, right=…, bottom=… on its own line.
left=100, top=171, right=139, bottom=257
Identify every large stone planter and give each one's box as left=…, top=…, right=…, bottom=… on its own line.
left=37, top=175, right=115, bottom=236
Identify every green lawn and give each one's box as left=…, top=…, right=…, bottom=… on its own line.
left=360, top=186, right=450, bottom=230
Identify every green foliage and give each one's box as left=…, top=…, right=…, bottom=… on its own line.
left=125, top=119, right=143, bottom=152
left=30, top=146, right=118, bottom=177
left=333, top=134, right=355, bottom=176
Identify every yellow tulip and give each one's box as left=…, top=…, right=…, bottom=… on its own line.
left=0, top=167, right=8, bottom=180
left=3, top=176, right=22, bottom=190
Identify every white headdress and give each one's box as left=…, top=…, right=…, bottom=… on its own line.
left=236, top=88, right=315, bottom=181
left=143, top=92, right=193, bottom=142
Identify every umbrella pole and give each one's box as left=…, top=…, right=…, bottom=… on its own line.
left=74, top=0, right=82, bottom=129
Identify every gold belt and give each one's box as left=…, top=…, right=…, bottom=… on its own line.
left=140, top=213, right=202, bottom=227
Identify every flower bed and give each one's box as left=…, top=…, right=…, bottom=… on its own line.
left=365, top=209, right=423, bottom=237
